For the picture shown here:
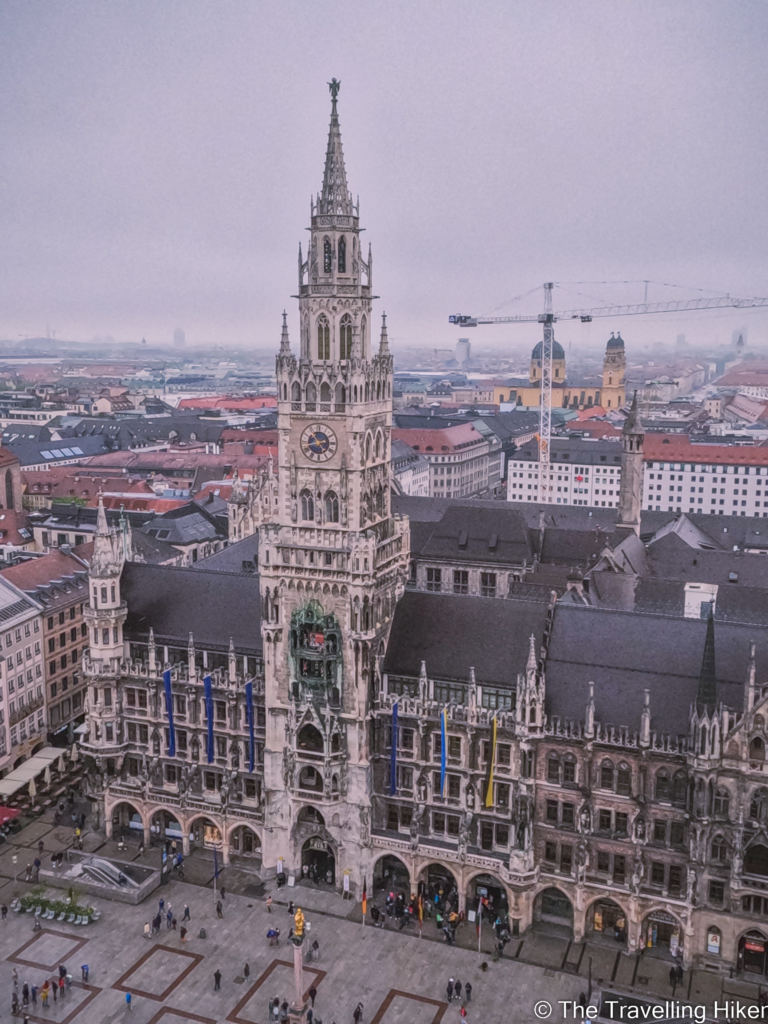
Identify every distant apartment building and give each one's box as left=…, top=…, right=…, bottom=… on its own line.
left=507, top=433, right=768, bottom=517
left=393, top=422, right=503, bottom=499
left=2, top=547, right=91, bottom=741
left=0, top=577, right=46, bottom=769
left=391, top=439, right=430, bottom=496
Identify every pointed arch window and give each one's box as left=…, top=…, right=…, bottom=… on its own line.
left=361, top=315, right=366, bottom=358
left=300, top=490, right=314, bottom=521
left=323, top=238, right=332, bottom=274
left=334, top=382, right=346, bottom=412
left=305, top=381, right=316, bottom=412
left=338, top=236, right=346, bottom=273
left=320, top=382, right=331, bottom=409
left=317, top=315, right=330, bottom=360
left=291, top=381, right=301, bottom=406
left=339, top=314, right=352, bottom=360
left=325, top=491, right=339, bottom=523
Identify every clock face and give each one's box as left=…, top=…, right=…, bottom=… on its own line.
left=300, top=424, right=338, bottom=463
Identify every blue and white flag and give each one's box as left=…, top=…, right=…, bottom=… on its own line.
left=203, top=675, right=214, bottom=764
left=163, top=670, right=176, bottom=757
left=245, top=680, right=255, bottom=773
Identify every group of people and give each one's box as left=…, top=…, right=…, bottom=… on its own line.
left=446, top=976, right=472, bottom=1017
left=10, top=963, right=74, bottom=1015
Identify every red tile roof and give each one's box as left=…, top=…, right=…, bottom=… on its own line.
left=393, top=423, right=486, bottom=452
left=1, top=544, right=93, bottom=588
left=177, top=395, right=277, bottom=411
left=644, top=434, right=768, bottom=465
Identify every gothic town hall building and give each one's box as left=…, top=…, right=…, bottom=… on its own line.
left=82, top=88, right=768, bottom=979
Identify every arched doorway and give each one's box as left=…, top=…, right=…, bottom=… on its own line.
left=419, top=864, right=459, bottom=912
left=301, top=836, right=335, bottom=886
left=467, top=874, right=510, bottom=929
left=533, top=888, right=574, bottom=935
left=189, top=816, right=222, bottom=850
left=111, top=801, right=143, bottom=840
left=374, top=854, right=410, bottom=894
left=149, top=809, right=185, bottom=845
left=642, top=910, right=683, bottom=959
left=739, top=930, right=768, bottom=976
left=297, top=724, right=324, bottom=752
left=586, top=898, right=627, bottom=944
left=229, top=825, right=262, bottom=861
left=745, top=844, right=768, bottom=877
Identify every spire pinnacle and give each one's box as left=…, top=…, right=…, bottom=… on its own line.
left=623, top=390, right=643, bottom=435
left=527, top=634, right=537, bottom=673
left=279, top=311, right=291, bottom=355
left=318, top=81, right=352, bottom=217
left=379, top=312, right=390, bottom=355
left=96, top=493, right=109, bottom=536
left=697, top=604, right=717, bottom=710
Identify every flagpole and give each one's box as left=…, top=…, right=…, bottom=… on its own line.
left=477, top=895, right=483, bottom=954
left=361, top=876, right=367, bottom=933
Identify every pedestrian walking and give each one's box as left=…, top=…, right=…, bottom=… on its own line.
left=306, top=1008, right=313, bottom=1024
left=180, top=926, right=187, bottom=943
left=38, top=840, right=44, bottom=855
left=58, top=977, right=65, bottom=998
left=1, top=903, right=7, bottom=922
left=31, top=984, right=38, bottom=1006
left=266, top=895, right=272, bottom=913
left=22, top=982, right=29, bottom=1006
left=214, top=969, right=222, bottom=991
left=308, top=985, right=317, bottom=1007
left=220, top=885, right=226, bottom=900
left=126, top=991, right=132, bottom=1011
left=244, top=963, right=250, bottom=979
left=280, top=1001, right=290, bottom=1022
left=669, top=967, right=677, bottom=995
left=216, top=900, right=223, bottom=919
left=353, top=1002, right=364, bottom=1024
left=465, top=982, right=472, bottom=1002
left=12, top=966, right=18, bottom=990
left=159, top=897, right=165, bottom=913
left=446, top=978, right=454, bottom=1003
left=81, top=965, right=89, bottom=982
left=182, top=903, right=190, bottom=921
left=51, top=978, right=57, bottom=1002
left=41, top=981, right=49, bottom=1007
left=455, top=980, right=462, bottom=1001
left=676, top=964, right=684, bottom=985
left=144, top=922, right=151, bottom=939
left=460, top=1007, right=467, bottom=1020
left=11, top=993, right=19, bottom=1016
left=166, top=909, right=173, bottom=929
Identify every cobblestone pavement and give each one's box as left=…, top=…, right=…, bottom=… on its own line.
left=0, top=815, right=765, bottom=1022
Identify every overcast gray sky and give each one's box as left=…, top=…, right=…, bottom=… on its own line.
left=1, top=0, right=766, bottom=355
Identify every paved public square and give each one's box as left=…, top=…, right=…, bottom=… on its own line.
left=0, top=813, right=766, bottom=1022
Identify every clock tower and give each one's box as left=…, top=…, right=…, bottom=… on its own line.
left=259, top=81, right=409, bottom=889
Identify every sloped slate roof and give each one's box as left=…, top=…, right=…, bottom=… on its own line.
left=418, top=505, right=533, bottom=565
left=383, top=590, right=550, bottom=688
left=122, top=562, right=262, bottom=654
left=545, top=603, right=766, bottom=735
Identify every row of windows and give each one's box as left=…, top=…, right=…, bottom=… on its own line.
left=46, top=607, right=79, bottom=629
left=425, top=568, right=498, bottom=596
left=48, top=649, right=79, bottom=675
left=3, top=622, right=39, bottom=647
left=47, top=624, right=87, bottom=652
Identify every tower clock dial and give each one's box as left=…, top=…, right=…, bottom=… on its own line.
left=300, top=423, right=338, bottom=462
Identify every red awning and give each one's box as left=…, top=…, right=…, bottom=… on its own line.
left=0, top=806, right=20, bottom=824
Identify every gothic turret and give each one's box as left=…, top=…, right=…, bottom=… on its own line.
left=616, top=391, right=644, bottom=534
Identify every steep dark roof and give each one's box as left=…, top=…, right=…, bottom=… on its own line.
left=646, top=532, right=768, bottom=587
left=193, top=533, right=259, bottom=573
left=544, top=603, right=764, bottom=735
left=383, top=590, right=550, bottom=687
left=122, top=562, right=262, bottom=654
left=418, top=506, right=533, bottom=565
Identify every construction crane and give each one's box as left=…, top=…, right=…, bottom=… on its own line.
left=449, top=285, right=768, bottom=503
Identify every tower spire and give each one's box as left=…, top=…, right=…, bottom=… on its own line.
left=697, top=605, right=717, bottom=710
left=318, top=78, right=352, bottom=216
left=279, top=311, right=291, bottom=355
left=379, top=312, right=390, bottom=355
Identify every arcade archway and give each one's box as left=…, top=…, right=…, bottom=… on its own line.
left=229, top=825, right=262, bottom=861
left=533, top=887, right=574, bottom=935
left=467, top=873, right=510, bottom=928
left=586, top=897, right=628, bottom=944
left=188, top=816, right=223, bottom=849
left=373, top=854, right=410, bottom=894
left=418, top=863, right=459, bottom=911
left=739, top=930, right=768, bottom=976
left=301, top=836, right=335, bottom=886
left=641, top=909, right=684, bottom=959
left=110, top=801, right=143, bottom=841
left=149, top=808, right=185, bottom=845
